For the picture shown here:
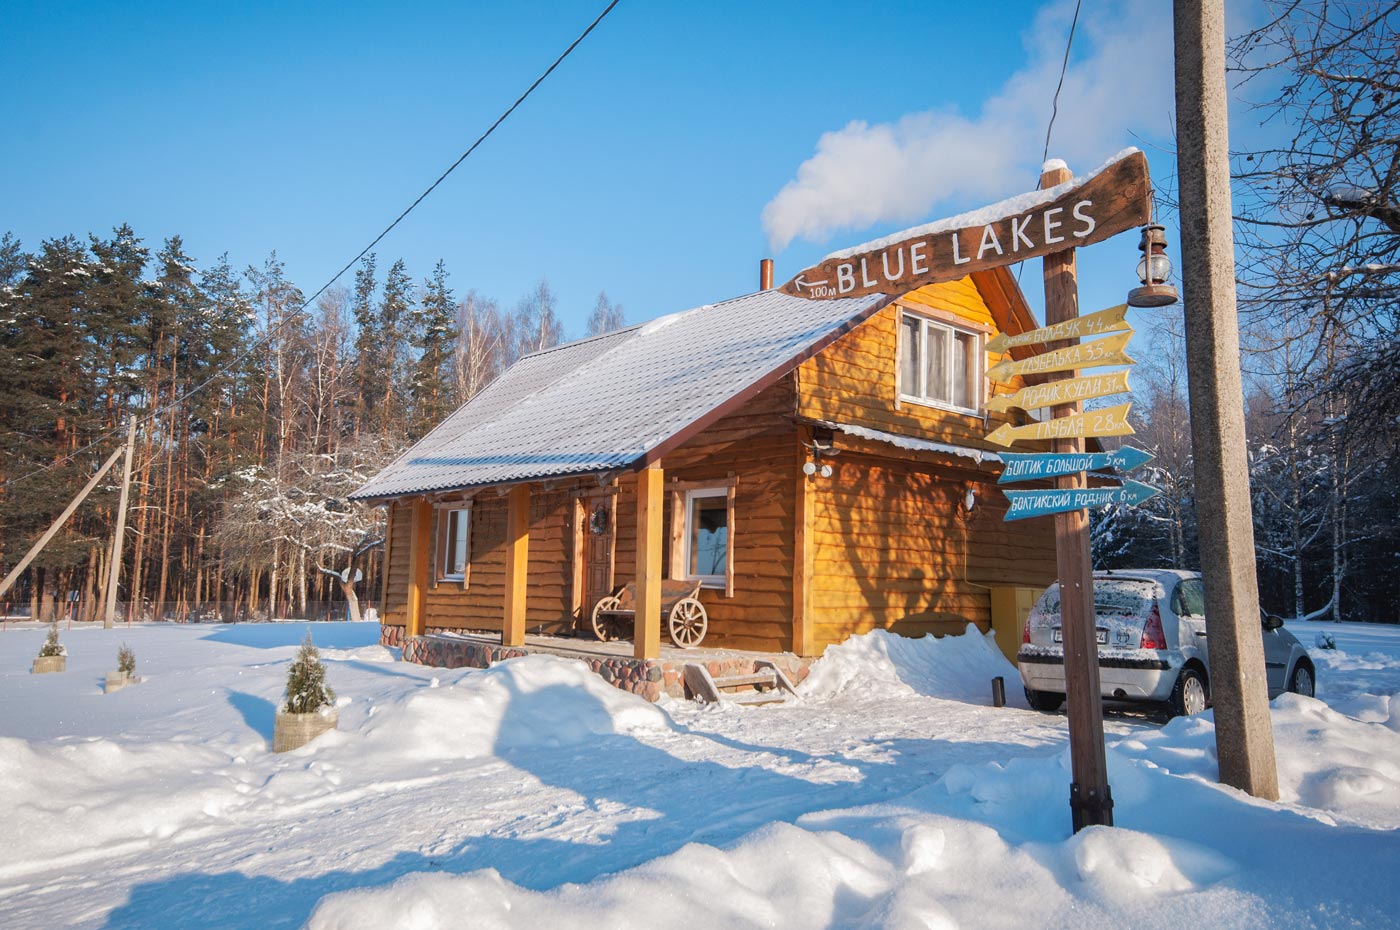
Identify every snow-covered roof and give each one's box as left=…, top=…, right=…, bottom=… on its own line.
left=351, top=289, right=891, bottom=500
left=818, top=421, right=1002, bottom=465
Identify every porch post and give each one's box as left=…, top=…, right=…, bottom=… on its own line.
left=793, top=459, right=815, bottom=656
left=634, top=465, right=663, bottom=659
left=503, top=483, right=530, bottom=646
left=406, top=496, right=432, bottom=638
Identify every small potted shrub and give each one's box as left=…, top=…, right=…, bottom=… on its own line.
left=105, top=643, right=139, bottom=692
left=272, top=631, right=338, bottom=752
left=31, top=623, right=66, bottom=674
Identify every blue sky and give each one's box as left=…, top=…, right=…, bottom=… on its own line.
left=3, top=0, right=1202, bottom=337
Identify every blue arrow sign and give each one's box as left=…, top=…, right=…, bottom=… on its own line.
left=1003, top=479, right=1160, bottom=521
left=997, top=446, right=1154, bottom=484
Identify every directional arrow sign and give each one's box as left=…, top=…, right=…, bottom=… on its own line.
left=987, top=304, right=1130, bottom=354
left=986, top=331, right=1134, bottom=382
left=985, top=402, right=1134, bottom=448
left=986, top=369, right=1131, bottom=414
left=1003, top=479, right=1161, bottom=521
left=998, top=446, right=1154, bottom=484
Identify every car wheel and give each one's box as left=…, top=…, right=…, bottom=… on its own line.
left=1287, top=663, right=1315, bottom=697
left=1169, top=667, right=1209, bottom=718
left=1024, top=688, right=1065, bottom=712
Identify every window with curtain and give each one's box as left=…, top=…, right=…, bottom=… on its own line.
left=683, top=489, right=729, bottom=585
left=898, top=311, right=982, bottom=413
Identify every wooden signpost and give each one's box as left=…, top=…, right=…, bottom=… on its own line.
left=985, top=403, right=1135, bottom=447
left=986, top=331, right=1135, bottom=382
left=784, top=152, right=1161, bottom=834
left=987, top=304, right=1130, bottom=354
left=985, top=370, right=1131, bottom=414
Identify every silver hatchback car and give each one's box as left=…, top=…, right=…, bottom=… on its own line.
left=1017, top=569, right=1316, bottom=717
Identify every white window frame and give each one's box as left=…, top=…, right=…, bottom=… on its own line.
left=436, top=503, right=471, bottom=585
left=898, top=311, right=984, bottom=415
left=681, top=487, right=730, bottom=589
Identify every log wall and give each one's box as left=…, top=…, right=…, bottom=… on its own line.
left=795, top=277, right=1041, bottom=451
left=808, top=444, right=1056, bottom=651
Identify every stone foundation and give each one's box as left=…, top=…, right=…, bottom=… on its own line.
left=397, top=628, right=811, bottom=702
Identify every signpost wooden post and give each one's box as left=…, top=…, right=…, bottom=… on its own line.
left=1036, top=162, right=1114, bottom=830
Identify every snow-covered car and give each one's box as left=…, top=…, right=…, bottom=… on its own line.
left=1017, top=569, right=1316, bottom=718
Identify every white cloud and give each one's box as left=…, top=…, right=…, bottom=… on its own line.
left=761, top=0, right=1175, bottom=252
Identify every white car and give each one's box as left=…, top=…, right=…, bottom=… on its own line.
left=1017, top=569, right=1316, bottom=717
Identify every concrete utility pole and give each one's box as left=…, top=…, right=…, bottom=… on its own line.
left=102, top=417, right=138, bottom=630
left=1041, top=163, right=1113, bottom=830
left=1173, top=0, right=1280, bottom=799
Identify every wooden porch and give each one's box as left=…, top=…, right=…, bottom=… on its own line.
left=386, top=627, right=813, bottom=702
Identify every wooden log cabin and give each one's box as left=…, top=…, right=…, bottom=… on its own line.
left=350, top=266, right=1057, bottom=661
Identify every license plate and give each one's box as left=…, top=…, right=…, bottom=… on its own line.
left=1052, top=628, right=1109, bottom=645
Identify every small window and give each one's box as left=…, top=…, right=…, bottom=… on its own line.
left=1178, top=578, right=1206, bottom=617
left=683, top=489, right=729, bottom=586
left=437, top=506, right=470, bottom=582
left=899, top=311, right=982, bottom=413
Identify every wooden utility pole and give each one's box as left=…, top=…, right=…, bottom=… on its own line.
left=1173, top=0, right=1279, bottom=798
left=102, top=417, right=137, bottom=629
left=0, top=445, right=126, bottom=603
left=1041, top=162, right=1113, bottom=830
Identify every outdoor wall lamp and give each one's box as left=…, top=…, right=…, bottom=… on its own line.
left=803, top=437, right=837, bottom=479
left=1126, top=223, right=1179, bottom=307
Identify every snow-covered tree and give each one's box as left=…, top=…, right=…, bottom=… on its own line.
left=283, top=631, right=334, bottom=714
left=586, top=290, right=625, bottom=336
left=213, top=437, right=397, bottom=621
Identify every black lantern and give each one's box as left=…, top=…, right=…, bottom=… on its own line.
left=1127, top=224, right=1179, bottom=307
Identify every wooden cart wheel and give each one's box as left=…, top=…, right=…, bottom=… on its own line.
left=591, top=596, right=622, bottom=642
left=668, top=597, right=708, bottom=648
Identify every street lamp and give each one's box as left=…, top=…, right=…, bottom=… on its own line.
left=1127, top=224, right=1179, bottom=307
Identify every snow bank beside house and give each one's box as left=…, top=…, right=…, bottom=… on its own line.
left=801, top=625, right=1021, bottom=705
left=357, top=655, right=669, bottom=762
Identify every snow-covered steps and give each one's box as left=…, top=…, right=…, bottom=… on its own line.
left=683, top=660, right=799, bottom=706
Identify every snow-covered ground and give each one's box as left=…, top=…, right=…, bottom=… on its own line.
left=2, top=618, right=1398, bottom=930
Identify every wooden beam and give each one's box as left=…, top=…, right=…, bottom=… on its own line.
left=571, top=497, right=586, bottom=620
left=380, top=502, right=395, bottom=622
left=0, top=443, right=125, bottom=602
left=405, top=497, right=432, bottom=638
left=793, top=445, right=815, bottom=657
left=503, top=483, right=530, bottom=646
left=634, top=465, right=664, bottom=659
left=1041, top=162, right=1112, bottom=831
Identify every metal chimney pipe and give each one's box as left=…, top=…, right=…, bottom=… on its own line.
left=760, top=258, right=774, bottom=291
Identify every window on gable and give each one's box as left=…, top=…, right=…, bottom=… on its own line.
left=683, top=488, right=729, bottom=586
left=437, top=505, right=470, bottom=582
left=898, top=312, right=983, bottom=413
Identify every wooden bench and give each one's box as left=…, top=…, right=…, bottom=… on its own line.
left=591, top=579, right=709, bottom=648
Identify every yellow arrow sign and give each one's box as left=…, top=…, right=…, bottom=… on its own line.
left=985, top=403, right=1135, bottom=448
left=986, top=304, right=1130, bottom=354
left=986, top=369, right=1131, bottom=413
left=986, top=331, right=1134, bottom=382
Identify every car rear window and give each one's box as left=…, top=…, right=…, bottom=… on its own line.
left=1032, top=579, right=1159, bottom=622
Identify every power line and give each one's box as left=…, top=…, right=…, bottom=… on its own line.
left=5, top=0, right=622, bottom=493
left=1019, top=0, right=1084, bottom=288
left=1042, top=0, right=1083, bottom=165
